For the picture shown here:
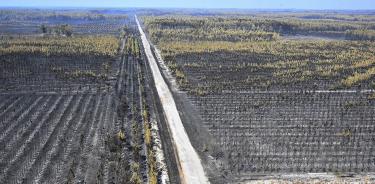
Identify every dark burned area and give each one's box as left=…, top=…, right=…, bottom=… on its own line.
left=1, top=8, right=375, bottom=184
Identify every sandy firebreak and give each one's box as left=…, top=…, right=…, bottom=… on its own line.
left=136, top=15, right=210, bottom=184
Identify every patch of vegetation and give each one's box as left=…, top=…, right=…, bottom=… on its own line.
left=130, top=162, right=142, bottom=184
left=125, top=35, right=141, bottom=58
left=143, top=15, right=375, bottom=93
left=337, top=129, right=352, bottom=137
left=0, top=35, right=119, bottom=57
left=40, top=24, right=73, bottom=37
left=342, top=67, right=375, bottom=87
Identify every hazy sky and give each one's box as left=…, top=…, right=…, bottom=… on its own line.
left=1, top=0, right=375, bottom=10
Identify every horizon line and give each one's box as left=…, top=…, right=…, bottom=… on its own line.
left=0, top=6, right=375, bottom=11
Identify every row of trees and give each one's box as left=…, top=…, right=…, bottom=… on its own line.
left=143, top=16, right=281, bottom=42
left=0, top=9, right=128, bottom=21
left=125, top=35, right=141, bottom=58
left=148, top=28, right=279, bottom=42
left=0, top=35, right=119, bottom=57
left=143, top=15, right=375, bottom=40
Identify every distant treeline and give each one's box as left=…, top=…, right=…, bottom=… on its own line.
left=143, top=16, right=375, bottom=41
left=143, top=17, right=281, bottom=42
left=0, top=9, right=128, bottom=22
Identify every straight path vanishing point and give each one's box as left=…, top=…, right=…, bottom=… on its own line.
left=135, top=15, right=210, bottom=184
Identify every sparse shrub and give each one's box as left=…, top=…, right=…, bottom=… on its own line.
left=342, top=67, right=375, bottom=87
left=337, top=129, right=352, bottom=137
left=130, top=162, right=142, bottom=184
left=117, top=129, right=125, bottom=142
left=191, top=87, right=208, bottom=96
left=144, top=123, right=152, bottom=146
left=368, top=93, right=375, bottom=100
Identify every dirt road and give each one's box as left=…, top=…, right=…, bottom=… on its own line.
left=136, top=15, right=210, bottom=184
